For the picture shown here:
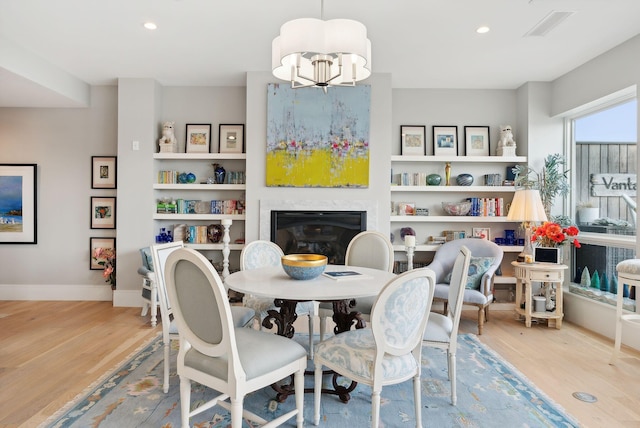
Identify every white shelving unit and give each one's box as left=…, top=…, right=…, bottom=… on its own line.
left=153, top=152, right=247, bottom=271
left=390, top=155, right=528, bottom=303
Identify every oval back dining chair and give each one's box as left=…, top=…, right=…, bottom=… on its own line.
left=240, top=240, right=316, bottom=354
left=165, top=248, right=306, bottom=428
left=151, top=241, right=254, bottom=393
left=314, top=267, right=436, bottom=428
left=319, top=231, right=395, bottom=340
left=423, top=244, right=471, bottom=405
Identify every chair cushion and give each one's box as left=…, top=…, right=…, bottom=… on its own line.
left=315, top=328, right=418, bottom=382
left=434, top=284, right=490, bottom=306
left=422, top=312, right=452, bottom=342
left=466, top=257, right=495, bottom=290
left=184, top=327, right=307, bottom=381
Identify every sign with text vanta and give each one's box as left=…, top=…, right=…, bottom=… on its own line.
left=590, top=173, right=637, bottom=196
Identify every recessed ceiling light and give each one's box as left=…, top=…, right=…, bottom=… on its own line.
left=144, top=22, right=157, bottom=30
left=476, top=26, right=490, bottom=34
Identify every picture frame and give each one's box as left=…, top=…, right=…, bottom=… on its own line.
left=464, top=126, right=490, bottom=156
left=0, top=164, right=37, bottom=244
left=90, top=237, right=116, bottom=270
left=472, top=227, right=491, bottom=240
left=91, top=156, right=117, bottom=189
left=91, top=196, right=116, bottom=229
left=396, top=202, right=416, bottom=216
left=433, top=126, right=458, bottom=156
left=400, top=125, right=426, bottom=156
left=219, top=124, right=245, bottom=154
left=185, top=124, right=211, bottom=153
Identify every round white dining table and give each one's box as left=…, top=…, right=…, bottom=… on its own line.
left=225, top=264, right=396, bottom=336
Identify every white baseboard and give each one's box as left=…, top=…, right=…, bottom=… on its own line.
left=0, top=284, right=145, bottom=308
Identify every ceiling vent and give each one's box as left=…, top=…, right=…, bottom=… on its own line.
left=524, top=11, right=575, bottom=37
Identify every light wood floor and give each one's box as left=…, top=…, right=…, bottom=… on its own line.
left=1, top=301, right=639, bottom=428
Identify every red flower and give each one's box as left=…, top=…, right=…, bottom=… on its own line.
left=532, top=222, right=580, bottom=248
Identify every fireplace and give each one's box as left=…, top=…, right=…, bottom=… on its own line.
left=270, top=211, right=367, bottom=264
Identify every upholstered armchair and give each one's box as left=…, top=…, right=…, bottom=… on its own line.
left=427, top=238, right=503, bottom=335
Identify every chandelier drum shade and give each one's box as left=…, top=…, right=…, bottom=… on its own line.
left=272, top=18, right=372, bottom=89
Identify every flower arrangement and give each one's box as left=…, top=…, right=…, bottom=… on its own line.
left=532, top=222, right=580, bottom=248
left=93, top=247, right=116, bottom=289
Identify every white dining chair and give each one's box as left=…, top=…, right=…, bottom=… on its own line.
left=318, top=231, right=395, bottom=340
left=423, top=244, right=471, bottom=405
left=150, top=241, right=254, bottom=393
left=314, top=267, right=436, bottom=428
left=165, top=248, right=307, bottom=428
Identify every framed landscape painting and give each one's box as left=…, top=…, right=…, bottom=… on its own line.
left=464, top=126, right=490, bottom=156
left=400, top=125, right=426, bottom=156
left=0, top=164, right=37, bottom=244
left=433, top=126, right=458, bottom=156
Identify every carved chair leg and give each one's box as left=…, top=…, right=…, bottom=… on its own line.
left=477, top=306, right=485, bottom=335
left=443, top=301, right=448, bottom=316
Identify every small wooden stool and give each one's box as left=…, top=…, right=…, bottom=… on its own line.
left=610, top=259, right=640, bottom=364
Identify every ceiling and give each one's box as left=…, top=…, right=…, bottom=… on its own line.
left=1, top=0, right=640, bottom=108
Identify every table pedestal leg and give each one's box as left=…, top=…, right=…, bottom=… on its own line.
left=262, top=299, right=297, bottom=338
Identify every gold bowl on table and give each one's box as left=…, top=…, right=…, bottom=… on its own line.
left=281, top=254, right=328, bottom=280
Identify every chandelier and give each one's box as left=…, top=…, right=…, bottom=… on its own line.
left=271, top=2, right=371, bottom=90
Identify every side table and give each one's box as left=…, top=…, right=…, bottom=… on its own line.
left=512, top=261, right=567, bottom=329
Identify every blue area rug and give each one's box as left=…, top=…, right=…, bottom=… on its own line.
left=42, top=333, right=579, bottom=427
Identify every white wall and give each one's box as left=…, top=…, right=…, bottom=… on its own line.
left=0, top=86, right=116, bottom=300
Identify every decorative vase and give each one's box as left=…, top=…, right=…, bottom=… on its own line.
left=426, top=174, right=442, bottom=186
left=213, top=163, right=226, bottom=184
left=456, top=173, right=474, bottom=186
left=444, top=162, right=451, bottom=186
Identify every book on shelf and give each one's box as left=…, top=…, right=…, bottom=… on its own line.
left=322, top=270, right=372, bottom=280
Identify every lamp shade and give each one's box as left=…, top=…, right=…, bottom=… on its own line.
left=272, top=17, right=371, bottom=88
left=507, top=189, right=548, bottom=222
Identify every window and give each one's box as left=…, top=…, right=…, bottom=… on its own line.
left=568, top=96, right=637, bottom=308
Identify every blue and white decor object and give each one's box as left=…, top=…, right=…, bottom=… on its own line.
left=456, top=173, right=474, bottom=186
left=281, top=254, right=327, bottom=280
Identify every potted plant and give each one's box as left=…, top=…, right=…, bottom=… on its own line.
left=513, top=153, right=570, bottom=220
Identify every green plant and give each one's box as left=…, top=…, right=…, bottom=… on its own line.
left=513, top=153, right=570, bottom=218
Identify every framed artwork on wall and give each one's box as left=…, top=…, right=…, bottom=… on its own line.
left=91, top=156, right=117, bottom=189
left=433, top=126, right=458, bottom=156
left=185, top=124, right=211, bottom=153
left=90, top=196, right=116, bottom=229
left=219, top=124, right=245, bottom=153
left=464, top=126, right=490, bottom=156
left=90, top=237, right=116, bottom=270
left=0, top=164, right=37, bottom=244
left=400, top=125, right=426, bottom=156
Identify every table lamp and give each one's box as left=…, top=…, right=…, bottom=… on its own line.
left=507, top=189, right=548, bottom=262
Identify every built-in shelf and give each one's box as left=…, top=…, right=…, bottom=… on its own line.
left=390, top=215, right=518, bottom=223
left=185, top=243, right=244, bottom=251
left=153, top=214, right=246, bottom=221
left=390, top=155, right=526, bottom=163
left=153, top=153, right=246, bottom=160
left=392, top=244, right=523, bottom=252
left=153, top=183, right=246, bottom=190
left=391, top=185, right=516, bottom=192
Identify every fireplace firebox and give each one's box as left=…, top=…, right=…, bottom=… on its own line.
left=270, top=211, right=366, bottom=264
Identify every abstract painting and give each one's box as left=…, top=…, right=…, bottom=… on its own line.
left=266, top=83, right=371, bottom=187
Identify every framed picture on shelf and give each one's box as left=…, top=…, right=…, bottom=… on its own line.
left=0, top=163, right=37, bottom=244
left=433, top=126, right=458, bottom=156
left=185, top=124, right=211, bottom=153
left=472, top=227, right=490, bottom=240
left=219, top=124, right=245, bottom=153
left=90, top=196, right=116, bottom=229
left=90, top=237, right=115, bottom=270
left=464, top=126, right=490, bottom=156
left=91, top=156, right=117, bottom=189
left=400, top=125, right=426, bottom=156
left=396, top=202, right=416, bottom=216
